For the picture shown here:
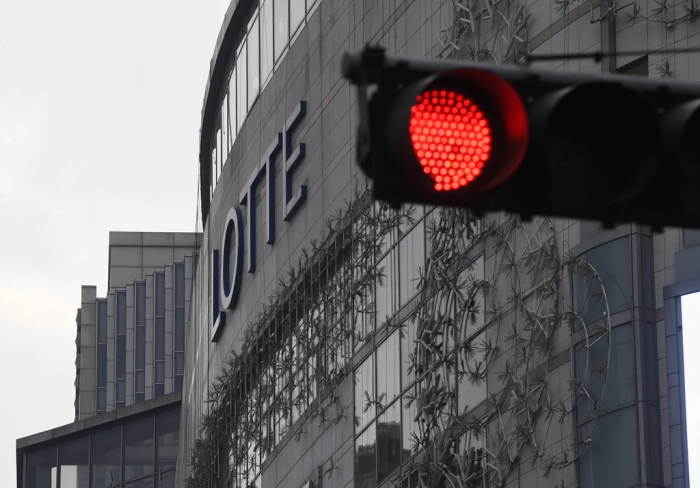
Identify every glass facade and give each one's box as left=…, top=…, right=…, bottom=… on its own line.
left=117, top=291, right=127, bottom=408
left=155, top=273, right=166, bottom=398
left=135, top=282, right=146, bottom=403
left=21, top=407, right=180, bottom=488
left=208, top=0, right=320, bottom=196
left=96, top=300, right=108, bottom=414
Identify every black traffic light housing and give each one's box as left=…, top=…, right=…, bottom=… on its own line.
left=342, top=46, right=700, bottom=229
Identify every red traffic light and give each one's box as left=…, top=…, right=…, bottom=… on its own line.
left=384, top=68, right=529, bottom=201
left=409, top=89, right=492, bottom=191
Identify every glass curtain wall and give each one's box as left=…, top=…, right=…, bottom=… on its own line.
left=22, top=408, right=180, bottom=488
left=209, top=0, right=321, bottom=195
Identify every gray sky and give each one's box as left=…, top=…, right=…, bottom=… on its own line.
left=0, top=1, right=229, bottom=484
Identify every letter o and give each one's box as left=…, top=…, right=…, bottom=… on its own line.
left=220, top=206, right=244, bottom=310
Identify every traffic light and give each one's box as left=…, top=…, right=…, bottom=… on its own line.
left=342, top=46, right=700, bottom=229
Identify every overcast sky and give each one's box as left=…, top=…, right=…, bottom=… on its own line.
left=0, top=1, right=229, bottom=484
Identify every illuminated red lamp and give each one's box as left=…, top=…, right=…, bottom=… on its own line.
left=410, top=89, right=492, bottom=191
left=406, top=69, right=529, bottom=195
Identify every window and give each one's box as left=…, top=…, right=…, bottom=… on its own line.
left=273, top=0, right=288, bottom=60
left=96, top=300, right=107, bottom=413
left=174, top=263, right=186, bottom=391
left=576, top=324, right=638, bottom=488
left=116, top=291, right=126, bottom=408
left=155, top=273, right=165, bottom=397
left=124, top=417, right=154, bottom=481
left=247, top=17, right=260, bottom=110
left=135, top=282, right=146, bottom=403
left=573, top=237, right=632, bottom=327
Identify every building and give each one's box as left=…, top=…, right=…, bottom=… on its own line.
left=16, top=0, right=700, bottom=485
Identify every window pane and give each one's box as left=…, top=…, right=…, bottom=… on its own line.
left=355, top=422, right=377, bottom=488
left=97, top=343, right=107, bottom=387
left=399, top=220, right=424, bottom=307
left=156, top=361, right=165, bottom=383
left=136, top=326, right=146, bottom=370
left=175, top=352, right=185, bottom=375
left=59, top=436, right=89, bottom=488
left=237, top=47, right=247, bottom=133
left=376, top=331, right=400, bottom=407
left=578, top=406, right=638, bottom=488
left=156, top=408, right=180, bottom=471
left=97, top=300, right=107, bottom=343
left=124, top=416, right=154, bottom=480
left=221, top=93, right=229, bottom=162
left=400, top=319, right=417, bottom=389
left=376, top=252, right=397, bottom=327
left=576, top=323, right=635, bottom=423
left=117, top=292, right=126, bottom=335
left=355, top=356, right=375, bottom=433
left=156, top=317, right=165, bottom=360
left=155, top=273, right=165, bottom=316
left=401, top=395, right=418, bottom=463
left=573, top=237, right=632, bottom=326
left=290, top=0, right=304, bottom=36
left=91, top=426, right=121, bottom=487
left=248, top=17, right=260, bottom=109
left=174, top=264, right=185, bottom=307
left=273, top=0, right=288, bottom=60
left=26, top=445, right=57, bottom=488
left=377, top=402, right=401, bottom=484
left=124, top=478, right=153, bottom=488
left=457, top=331, right=488, bottom=412
left=117, top=335, right=126, bottom=379
left=136, top=283, right=146, bottom=325
left=175, top=309, right=185, bottom=351
left=260, top=0, right=273, bottom=83
left=228, top=67, right=237, bottom=144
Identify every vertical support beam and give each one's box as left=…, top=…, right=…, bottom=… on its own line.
left=601, top=0, right=616, bottom=73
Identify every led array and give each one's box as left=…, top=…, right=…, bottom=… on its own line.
left=409, top=89, right=492, bottom=191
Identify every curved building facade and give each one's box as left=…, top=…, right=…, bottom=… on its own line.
left=177, top=0, right=700, bottom=485
left=16, top=0, right=700, bottom=486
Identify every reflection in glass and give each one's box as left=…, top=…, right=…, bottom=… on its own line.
left=377, top=402, right=401, bottom=484
left=573, top=237, right=632, bottom=326
left=355, top=356, right=375, bottom=433
left=156, top=409, right=180, bottom=472
left=399, top=220, right=425, bottom=307
left=124, top=417, right=154, bottom=480
left=356, top=422, right=377, bottom=488
left=578, top=406, right=638, bottom=488
left=457, top=331, right=487, bottom=412
left=576, top=323, right=635, bottom=423
left=221, top=93, right=229, bottom=162
left=157, top=470, right=175, bottom=488
left=123, top=477, right=154, bottom=488
left=26, top=445, right=57, bottom=488
left=376, top=252, right=397, bottom=326
left=260, top=0, right=274, bottom=84
left=248, top=17, right=260, bottom=109
left=376, top=331, right=400, bottom=406
left=400, top=319, right=417, bottom=389
left=59, top=436, right=89, bottom=488
left=227, top=68, right=236, bottom=147
left=274, top=0, right=288, bottom=60
left=401, top=395, right=418, bottom=463
left=91, top=426, right=121, bottom=487
left=290, top=0, right=305, bottom=36
left=237, top=46, right=247, bottom=133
